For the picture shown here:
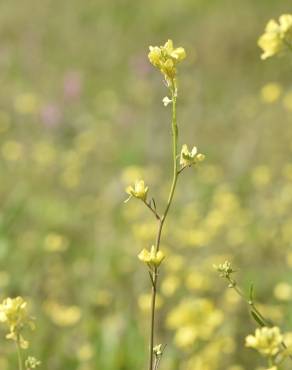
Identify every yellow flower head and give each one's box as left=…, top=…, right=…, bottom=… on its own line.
left=0, top=297, right=34, bottom=348
left=180, top=144, right=205, bottom=167
left=245, top=326, right=283, bottom=357
left=148, top=40, right=186, bottom=83
left=138, top=245, right=165, bottom=267
left=0, top=297, right=28, bottom=330
left=258, top=14, right=292, bottom=60
left=125, top=179, right=148, bottom=203
left=25, top=356, right=41, bottom=369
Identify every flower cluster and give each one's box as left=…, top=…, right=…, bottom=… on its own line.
left=213, top=261, right=234, bottom=279
left=245, top=327, right=283, bottom=357
left=25, top=356, right=41, bottom=369
left=0, top=296, right=34, bottom=349
left=180, top=144, right=205, bottom=168
left=258, top=14, right=292, bottom=59
left=148, top=39, right=186, bottom=84
left=125, top=179, right=148, bottom=203
left=138, top=245, right=165, bottom=268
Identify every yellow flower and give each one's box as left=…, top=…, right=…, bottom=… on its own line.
left=260, top=83, right=282, bottom=103
left=148, top=39, right=186, bottom=82
left=25, top=356, right=41, bottom=369
left=279, top=14, right=292, bottom=35
left=14, top=93, right=39, bottom=115
left=148, top=46, right=162, bottom=67
left=180, top=144, right=205, bottom=167
left=258, top=14, right=292, bottom=60
left=0, top=297, right=33, bottom=348
left=43, top=301, right=81, bottom=327
left=125, top=179, right=148, bottom=202
left=245, top=327, right=283, bottom=357
left=138, top=245, right=165, bottom=267
left=0, top=297, right=28, bottom=329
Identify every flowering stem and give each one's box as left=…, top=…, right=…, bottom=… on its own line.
left=16, top=337, right=23, bottom=370
left=148, top=81, right=178, bottom=370
left=227, top=276, right=292, bottom=361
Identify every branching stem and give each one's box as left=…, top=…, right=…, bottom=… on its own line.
left=148, top=81, right=179, bottom=370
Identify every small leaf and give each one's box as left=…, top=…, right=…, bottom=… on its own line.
left=251, top=310, right=266, bottom=327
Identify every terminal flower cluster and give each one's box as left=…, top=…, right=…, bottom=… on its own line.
left=148, top=39, right=186, bottom=84
left=258, top=14, right=292, bottom=59
left=0, top=296, right=34, bottom=349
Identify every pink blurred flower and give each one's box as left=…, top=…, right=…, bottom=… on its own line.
left=63, top=71, right=82, bottom=101
left=40, top=104, right=62, bottom=127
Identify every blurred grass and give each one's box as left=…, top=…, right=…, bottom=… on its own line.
left=0, top=0, right=292, bottom=369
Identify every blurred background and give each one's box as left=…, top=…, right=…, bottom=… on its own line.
left=0, top=0, right=292, bottom=369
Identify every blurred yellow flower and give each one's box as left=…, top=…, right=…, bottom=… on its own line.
left=60, top=169, right=81, bottom=189
left=252, top=165, right=271, bottom=187
left=274, top=282, right=292, bottom=301
left=258, top=15, right=292, bottom=59
left=138, top=293, right=163, bottom=312
left=165, top=254, right=184, bottom=272
left=2, top=140, right=23, bottom=161
left=77, top=343, right=94, bottom=361
left=44, top=301, right=81, bottom=327
left=174, top=325, right=197, bottom=348
left=245, top=327, right=283, bottom=356
left=33, top=142, right=56, bottom=166
left=44, top=233, right=69, bottom=252
left=167, top=298, right=223, bottom=349
left=161, top=275, right=180, bottom=296
left=260, top=83, right=282, bottom=103
left=14, top=93, right=39, bottom=114
left=282, top=91, right=292, bottom=111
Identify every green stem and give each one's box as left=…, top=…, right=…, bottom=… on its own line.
left=227, top=276, right=292, bottom=361
left=148, top=81, right=178, bottom=370
left=16, top=338, right=23, bottom=370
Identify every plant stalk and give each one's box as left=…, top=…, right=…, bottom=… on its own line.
left=148, top=81, right=178, bottom=370
left=16, top=338, right=23, bottom=370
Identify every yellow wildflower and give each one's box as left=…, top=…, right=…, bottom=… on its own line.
left=25, top=356, right=41, bottom=369
left=180, top=144, right=205, bottom=167
left=148, top=39, right=186, bottom=82
left=0, top=297, right=34, bottom=348
left=260, top=83, right=282, bottom=103
left=14, top=93, right=39, bottom=115
left=245, top=326, right=283, bottom=357
left=258, top=14, right=292, bottom=60
left=138, top=245, right=165, bottom=267
left=125, top=179, right=148, bottom=202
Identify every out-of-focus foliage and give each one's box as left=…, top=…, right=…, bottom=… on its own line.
left=0, top=0, right=292, bottom=369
